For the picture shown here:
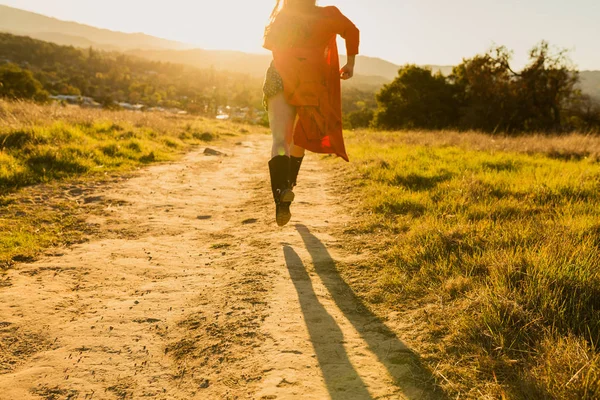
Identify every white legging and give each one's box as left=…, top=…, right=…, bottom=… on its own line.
left=268, top=93, right=306, bottom=159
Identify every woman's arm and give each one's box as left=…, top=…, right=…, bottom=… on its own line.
left=329, top=7, right=360, bottom=80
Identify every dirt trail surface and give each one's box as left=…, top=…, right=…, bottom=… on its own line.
left=0, top=135, right=441, bottom=400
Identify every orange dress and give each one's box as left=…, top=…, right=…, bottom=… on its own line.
left=264, top=6, right=360, bottom=162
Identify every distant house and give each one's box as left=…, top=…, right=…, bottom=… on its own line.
left=216, top=105, right=231, bottom=120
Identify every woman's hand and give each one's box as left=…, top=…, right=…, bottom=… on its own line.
left=340, top=64, right=354, bottom=80
left=340, top=55, right=356, bottom=80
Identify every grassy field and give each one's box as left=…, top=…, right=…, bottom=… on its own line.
left=339, top=129, right=600, bottom=399
left=3, top=100, right=600, bottom=398
left=0, top=100, right=260, bottom=269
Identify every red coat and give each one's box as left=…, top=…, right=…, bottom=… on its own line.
left=264, top=6, right=360, bottom=161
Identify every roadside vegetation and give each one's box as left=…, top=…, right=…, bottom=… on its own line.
left=0, top=100, right=260, bottom=269
left=339, top=129, right=600, bottom=398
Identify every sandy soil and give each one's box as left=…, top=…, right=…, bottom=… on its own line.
left=0, top=135, right=442, bottom=400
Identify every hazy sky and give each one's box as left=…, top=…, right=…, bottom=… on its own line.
left=2, top=0, right=599, bottom=70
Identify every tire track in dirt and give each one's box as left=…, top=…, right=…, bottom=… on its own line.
left=0, top=135, right=442, bottom=399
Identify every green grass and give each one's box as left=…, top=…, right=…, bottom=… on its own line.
left=1, top=119, right=201, bottom=192
left=340, top=129, right=600, bottom=399
left=0, top=100, right=265, bottom=269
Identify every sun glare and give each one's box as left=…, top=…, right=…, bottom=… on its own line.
left=147, top=0, right=275, bottom=53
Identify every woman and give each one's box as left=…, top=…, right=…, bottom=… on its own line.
left=263, top=0, right=360, bottom=226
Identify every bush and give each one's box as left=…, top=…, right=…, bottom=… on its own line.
left=345, top=108, right=374, bottom=129
left=0, top=63, right=49, bottom=102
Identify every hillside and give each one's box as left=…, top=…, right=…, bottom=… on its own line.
left=0, top=33, right=263, bottom=112
left=127, top=48, right=272, bottom=78
left=0, top=33, right=379, bottom=121
left=4, top=29, right=119, bottom=51
left=0, top=4, right=192, bottom=51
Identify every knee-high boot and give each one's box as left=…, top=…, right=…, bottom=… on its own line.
left=289, top=156, right=304, bottom=188
left=268, top=155, right=295, bottom=227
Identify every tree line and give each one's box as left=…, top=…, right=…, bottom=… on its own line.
left=365, top=42, right=600, bottom=133
left=0, top=33, right=265, bottom=114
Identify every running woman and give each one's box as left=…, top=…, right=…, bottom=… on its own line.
left=263, top=0, right=360, bottom=226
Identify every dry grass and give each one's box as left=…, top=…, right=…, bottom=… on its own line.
left=351, top=128, right=600, bottom=161
left=1, top=100, right=203, bottom=133
left=338, top=129, right=600, bottom=399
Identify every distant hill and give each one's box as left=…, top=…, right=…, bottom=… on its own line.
left=127, top=48, right=272, bottom=78
left=340, top=55, right=454, bottom=79
left=4, top=29, right=120, bottom=51
left=128, top=48, right=452, bottom=82
left=0, top=4, right=192, bottom=51
left=127, top=49, right=401, bottom=91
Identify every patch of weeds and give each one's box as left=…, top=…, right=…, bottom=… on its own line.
left=393, top=171, right=453, bottom=191
left=211, top=243, right=231, bottom=249
left=31, top=386, right=79, bottom=400
left=106, top=378, right=135, bottom=400
left=133, top=318, right=161, bottom=324
left=193, top=131, right=215, bottom=141
left=165, top=338, right=197, bottom=361
left=374, top=198, right=426, bottom=217
left=1, top=324, right=52, bottom=373
left=125, top=140, right=142, bottom=152
left=139, top=152, right=156, bottom=163
left=163, top=137, right=180, bottom=148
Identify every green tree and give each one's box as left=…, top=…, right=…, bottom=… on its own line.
left=0, top=63, right=49, bottom=102
left=515, top=41, right=579, bottom=131
left=452, top=42, right=581, bottom=133
left=374, top=65, right=459, bottom=130
left=451, top=46, right=519, bottom=132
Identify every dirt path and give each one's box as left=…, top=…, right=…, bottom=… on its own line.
left=0, top=135, right=441, bottom=400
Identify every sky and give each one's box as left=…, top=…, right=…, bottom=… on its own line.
left=1, top=0, right=599, bottom=70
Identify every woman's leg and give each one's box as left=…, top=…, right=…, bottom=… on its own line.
left=290, top=144, right=305, bottom=158
left=267, top=93, right=297, bottom=226
left=268, top=93, right=296, bottom=157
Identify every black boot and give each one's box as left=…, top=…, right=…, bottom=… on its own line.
left=268, top=155, right=295, bottom=227
left=290, top=156, right=304, bottom=188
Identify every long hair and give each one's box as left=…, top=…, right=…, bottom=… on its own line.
left=265, top=0, right=318, bottom=41
left=269, top=0, right=317, bottom=21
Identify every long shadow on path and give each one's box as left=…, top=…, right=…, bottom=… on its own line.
left=284, top=224, right=446, bottom=399
left=284, top=246, right=373, bottom=399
